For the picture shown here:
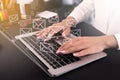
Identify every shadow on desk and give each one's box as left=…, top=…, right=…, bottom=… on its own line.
left=0, top=22, right=120, bottom=80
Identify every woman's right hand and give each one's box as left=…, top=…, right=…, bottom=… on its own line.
left=36, top=17, right=76, bottom=41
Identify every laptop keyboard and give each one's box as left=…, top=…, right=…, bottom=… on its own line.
left=21, top=35, right=80, bottom=69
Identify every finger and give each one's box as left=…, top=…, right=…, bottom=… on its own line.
left=36, top=30, right=43, bottom=35
left=44, top=33, right=54, bottom=41
left=36, top=30, right=45, bottom=38
left=73, top=48, right=96, bottom=57
left=62, top=27, right=71, bottom=38
left=57, top=45, right=86, bottom=54
left=36, top=28, right=50, bottom=39
left=45, top=26, right=64, bottom=41
left=36, top=28, right=48, bottom=36
left=45, top=29, right=58, bottom=41
left=57, top=40, right=72, bottom=51
left=58, top=38, right=80, bottom=51
left=57, top=39, right=81, bottom=54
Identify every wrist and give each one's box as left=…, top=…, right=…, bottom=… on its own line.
left=61, top=17, right=76, bottom=28
left=101, top=35, right=118, bottom=49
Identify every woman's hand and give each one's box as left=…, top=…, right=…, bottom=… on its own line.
left=57, top=35, right=118, bottom=57
left=36, top=17, right=76, bottom=41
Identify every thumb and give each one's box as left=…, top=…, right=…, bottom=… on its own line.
left=62, top=27, right=71, bottom=38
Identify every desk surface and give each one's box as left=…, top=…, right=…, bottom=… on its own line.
left=0, top=22, right=120, bottom=80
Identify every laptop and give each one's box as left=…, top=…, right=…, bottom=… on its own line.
left=15, top=30, right=107, bottom=77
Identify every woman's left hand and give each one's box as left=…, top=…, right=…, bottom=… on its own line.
left=57, top=35, right=118, bottom=57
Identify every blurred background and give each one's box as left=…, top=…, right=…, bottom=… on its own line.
left=0, top=0, right=82, bottom=21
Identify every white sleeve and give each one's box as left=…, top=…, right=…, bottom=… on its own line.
left=68, top=0, right=95, bottom=24
left=114, top=34, right=120, bottom=50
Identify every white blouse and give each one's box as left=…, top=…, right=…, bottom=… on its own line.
left=69, top=0, right=120, bottom=49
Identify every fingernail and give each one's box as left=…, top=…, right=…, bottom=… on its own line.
left=73, top=53, right=77, bottom=56
left=44, top=38, right=50, bottom=42
left=37, top=37, right=40, bottom=39
left=60, top=51, right=66, bottom=53
left=56, top=51, right=65, bottom=54
left=56, top=51, right=60, bottom=54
